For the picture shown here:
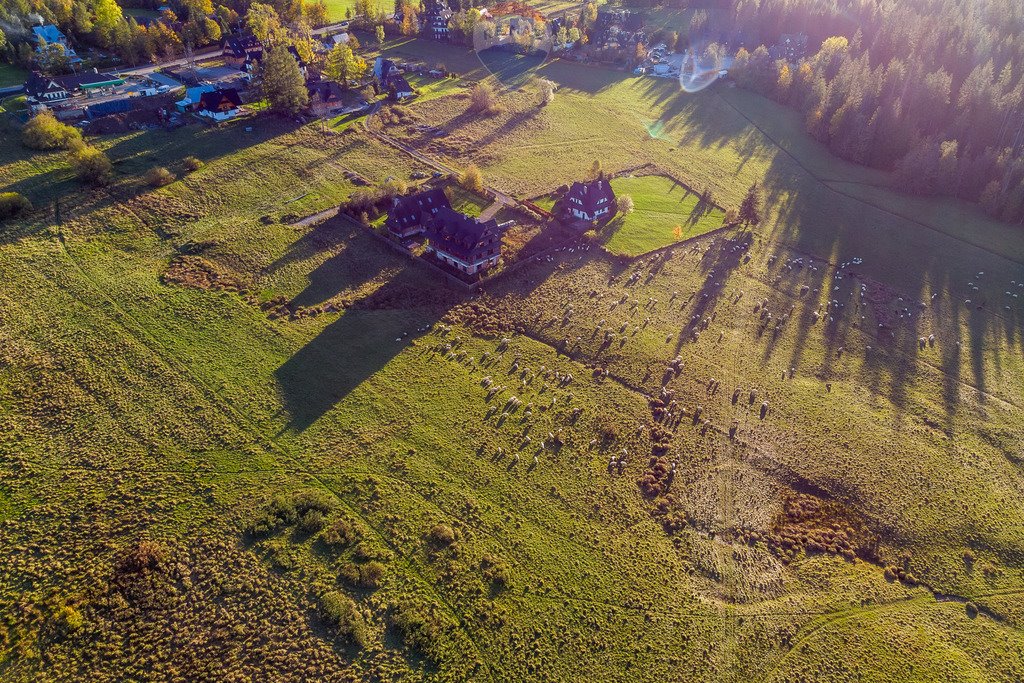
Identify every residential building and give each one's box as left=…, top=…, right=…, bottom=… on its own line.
left=421, top=0, right=452, bottom=40
left=196, top=88, right=242, bottom=121
left=25, top=70, right=125, bottom=104
left=373, top=57, right=399, bottom=85
left=305, top=79, right=346, bottom=117
left=424, top=206, right=506, bottom=275
left=565, top=178, right=616, bottom=221
left=388, top=75, right=414, bottom=100
left=32, top=24, right=80, bottom=62
left=385, top=188, right=452, bottom=239
left=240, top=51, right=263, bottom=81
left=175, top=83, right=217, bottom=112
left=222, top=32, right=263, bottom=67
left=287, top=45, right=309, bottom=78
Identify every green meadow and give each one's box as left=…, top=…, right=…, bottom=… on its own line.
left=602, top=174, right=727, bottom=256
left=0, top=39, right=1022, bottom=683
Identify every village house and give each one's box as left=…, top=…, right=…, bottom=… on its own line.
left=175, top=83, right=217, bottom=112
left=196, top=88, right=242, bottom=121
left=421, top=0, right=452, bottom=40
left=565, top=177, right=616, bottom=221
left=222, top=32, right=263, bottom=67
left=240, top=51, right=263, bottom=81
left=287, top=45, right=310, bottom=78
left=372, top=57, right=413, bottom=99
left=424, top=206, right=507, bottom=275
left=388, top=74, right=414, bottom=100
left=24, top=70, right=125, bottom=106
left=32, top=24, right=81, bottom=62
left=305, top=79, right=346, bottom=117
left=385, top=188, right=451, bottom=239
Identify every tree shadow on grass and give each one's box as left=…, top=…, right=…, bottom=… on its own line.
left=260, top=218, right=393, bottom=307
left=274, top=267, right=464, bottom=433
left=673, top=230, right=755, bottom=356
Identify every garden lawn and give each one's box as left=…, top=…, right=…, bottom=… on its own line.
left=601, top=174, right=726, bottom=256
left=445, top=184, right=490, bottom=216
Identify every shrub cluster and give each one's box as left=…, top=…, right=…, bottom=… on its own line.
left=145, top=166, right=175, bottom=187
left=182, top=155, right=204, bottom=172
left=390, top=600, right=444, bottom=664
left=22, top=111, right=82, bottom=150
left=0, top=192, right=32, bottom=221
left=319, top=591, right=368, bottom=647
left=245, top=490, right=335, bottom=537
left=69, top=141, right=112, bottom=185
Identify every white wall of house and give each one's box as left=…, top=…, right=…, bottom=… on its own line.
left=198, top=108, right=240, bottom=121
left=428, top=247, right=498, bottom=274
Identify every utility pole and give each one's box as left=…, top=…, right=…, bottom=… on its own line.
left=184, top=41, right=198, bottom=83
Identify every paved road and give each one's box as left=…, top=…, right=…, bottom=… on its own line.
left=112, top=46, right=222, bottom=77
left=5, top=21, right=352, bottom=89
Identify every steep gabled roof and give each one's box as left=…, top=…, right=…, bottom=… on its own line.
left=198, top=88, right=242, bottom=112
left=27, top=70, right=124, bottom=97
left=307, top=79, right=345, bottom=105
left=374, top=57, right=399, bottom=83
left=24, top=71, right=67, bottom=97
left=424, top=206, right=503, bottom=262
left=33, top=24, right=67, bottom=44
left=386, top=188, right=452, bottom=231
left=565, top=177, right=616, bottom=217
left=223, top=32, right=262, bottom=57
left=388, top=74, right=413, bottom=95
left=287, top=45, right=307, bottom=67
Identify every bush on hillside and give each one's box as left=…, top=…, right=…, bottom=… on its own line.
left=468, top=82, right=499, bottom=115
left=617, top=194, right=634, bottom=215
left=22, top=111, right=82, bottom=150
left=319, top=591, right=368, bottom=646
left=145, top=166, right=175, bottom=187
left=427, top=523, right=456, bottom=547
left=459, top=164, right=484, bottom=194
left=69, top=142, right=112, bottom=185
left=0, top=192, right=32, bottom=221
left=182, top=155, right=204, bottom=172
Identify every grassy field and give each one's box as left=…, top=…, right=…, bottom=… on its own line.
left=0, top=62, right=27, bottom=88
left=0, top=36, right=1023, bottom=683
left=123, top=7, right=160, bottom=20
left=600, top=174, right=727, bottom=256
left=322, top=0, right=391, bottom=21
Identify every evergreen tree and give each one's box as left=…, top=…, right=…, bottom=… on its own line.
left=262, top=45, right=309, bottom=114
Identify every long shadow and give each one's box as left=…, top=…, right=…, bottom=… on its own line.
left=274, top=267, right=463, bottom=433
left=260, top=216, right=404, bottom=310
left=535, top=59, right=627, bottom=95
left=688, top=85, right=1024, bottom=427
left=673, top=230, right=754, bottom=355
